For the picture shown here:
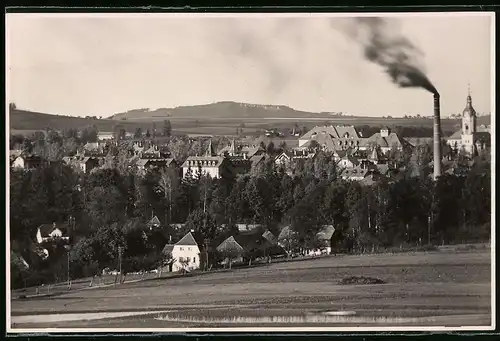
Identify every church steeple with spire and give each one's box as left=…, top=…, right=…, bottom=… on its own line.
left=461, top=83, right=477, bottom=154
left=205, top=139, right=216, bottom=157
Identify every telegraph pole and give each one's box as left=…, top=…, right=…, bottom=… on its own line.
left=67, top=250, right=70, bottom=288
left=118, top=246, right=122, bottom=284
left=169, top=177, right=172, bottom=224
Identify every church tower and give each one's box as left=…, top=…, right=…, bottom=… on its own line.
left=461, top=85, right=477, bottom=154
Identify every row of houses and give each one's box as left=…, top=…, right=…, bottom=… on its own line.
left=162, top=224, right=337, bottom=272
left=11, top=119, right=489, bottom=183
left=33, top=215, right=336, bottom=274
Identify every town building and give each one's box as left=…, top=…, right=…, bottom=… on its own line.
left=83, top=142, right=105, bottom=155
left=136, top=157, right=177, bottom=174
left=62, top=155, right=100, bottom=173
left=274, top=149, right=315, bottom=167
left=297, top=125, right=412, bottom=154
left=182, top=140, right=231, bottom=179
left=361, top=127, right=413, bottom=153
left=446, top=89, right=491, bottom=155
left=97, top=132, right=114, bottom=141
left=218, top=139, right=265, bottom=159
left=298, top=125, right=366, bottom=151
left=339, top=165, right=376, bottom=181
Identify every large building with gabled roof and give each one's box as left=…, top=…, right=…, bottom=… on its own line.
left=297, top=125, right=413, bottom=154
left=181, top=140, right=229, bottom=179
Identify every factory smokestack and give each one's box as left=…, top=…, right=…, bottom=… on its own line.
left=341, top=17, right=442, bottom=179
left=433, top=94, right=442, bottom=179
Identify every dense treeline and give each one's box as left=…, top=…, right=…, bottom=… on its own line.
left=9, top=130, right=491, bottom=289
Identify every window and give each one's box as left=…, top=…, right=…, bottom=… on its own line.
left=186, top=257, right=191, bottom=263
left=193, top=257, right=196, bottom=263
left=179, top=257, right=184, bottom=262
left=180, top=247, right=184, bottom=251
left=188, top=247, right=191, bottom=251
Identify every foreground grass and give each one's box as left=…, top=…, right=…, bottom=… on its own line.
left=10, top=250, right=491, bottom=329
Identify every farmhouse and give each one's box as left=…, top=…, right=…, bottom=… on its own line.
left=216, top=229, right=284, bottom=266
left=277, top=225, right=335, bottom=255
left=146, top=215, right=161, bottom=230
left=314, top=225, right=336, bottom=255
left=11, top=154, right=43, bottom=170
left=162, top=231, right=201, bottom=272
left=36, top=222, right=70, bottom=244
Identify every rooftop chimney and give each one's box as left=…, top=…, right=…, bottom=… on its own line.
left=433, top=94, right=442, bottom=180
left=169, top=235, right=172, bottom=244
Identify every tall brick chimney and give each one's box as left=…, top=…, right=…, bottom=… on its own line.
left=433, top=93, right=442, bottom=180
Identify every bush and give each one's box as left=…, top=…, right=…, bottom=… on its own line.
left=338, top=276, right=386, bottom=285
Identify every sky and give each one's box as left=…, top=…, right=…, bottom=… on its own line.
left=6, top=13, right=494, bottom=118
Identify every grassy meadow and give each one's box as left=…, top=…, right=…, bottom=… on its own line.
left=10, top=247, right=491, bottom=329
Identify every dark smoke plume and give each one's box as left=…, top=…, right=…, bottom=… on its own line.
left=347, top=17, right=438, bottom=95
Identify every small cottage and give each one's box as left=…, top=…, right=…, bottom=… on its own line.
left=36, top=222, right=70, bottom=244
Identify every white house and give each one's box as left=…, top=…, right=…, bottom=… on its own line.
left=36, top=223, right=70, bottom=244
left=162, top=231, right=201, bottom=272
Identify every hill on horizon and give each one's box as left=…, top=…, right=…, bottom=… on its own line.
left=109, top=101, right=335, bottom=121
left=9, top=103, right=491, bottom=137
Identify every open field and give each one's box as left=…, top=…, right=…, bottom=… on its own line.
left=10, top=249, right=491, bottom=330
left=10, top=108, right=471, bottom=137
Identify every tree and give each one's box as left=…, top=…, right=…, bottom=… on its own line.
left=309, top=140, right=320, bottom=152
left=85, top=186, right=126, bottom=228
left=345, top=182, right=369, bottom=252
left=155, top=168, right=180, bottom=225
left=134, top=128, right=143, bottom=138
left=288, top=197, right=322, bottom=252
left=163, top=120, right=172, bottom=137
left=266, top=141, right=276, bottom=156
left=81, top=126, right=98, bottom=143
left=113, top=125, right=126, bottom=141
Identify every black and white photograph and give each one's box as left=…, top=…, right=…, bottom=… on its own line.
left=6, top=11, right=495, bottom=332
